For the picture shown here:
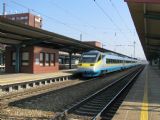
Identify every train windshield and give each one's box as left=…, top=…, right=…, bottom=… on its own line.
left=81, top=53, right=98, bottom=63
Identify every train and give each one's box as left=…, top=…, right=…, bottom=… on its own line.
left=77, top=50, right=138, bottom=77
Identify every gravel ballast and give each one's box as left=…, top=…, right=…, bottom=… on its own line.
left=0, top=68, right=136, bottom=119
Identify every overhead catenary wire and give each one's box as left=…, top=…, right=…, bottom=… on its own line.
left=10, top=0, right=89, bottom=35
left=9, top=0, right=114, bottom=43
left=93, top=0, right=130, bottom=42
left=7, top=0, right=125, bottom=50
left=49, top=0, right=97, bottom=30
left=49, top=0, right=129, bottom=33
left=108, top=0, right=133, bottom=35
left=9, top=0, right=116, bottom=47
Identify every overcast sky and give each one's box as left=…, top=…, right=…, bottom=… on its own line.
left=0, top=0, right=146, bottom=59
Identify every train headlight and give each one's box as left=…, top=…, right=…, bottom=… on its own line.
left=90, top=64, right=94, bottom=66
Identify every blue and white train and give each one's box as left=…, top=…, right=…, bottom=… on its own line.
left=77, top=50, right=138, bottom=77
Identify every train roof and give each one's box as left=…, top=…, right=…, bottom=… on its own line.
left=106, top=52, right=137, bottom=61
left=83, top=50, right=138, bottom=61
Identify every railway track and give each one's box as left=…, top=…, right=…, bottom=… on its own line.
left=0, top=66, right=142, bottom=119
left=0, top=68, right=129, bottom=105
left=54, top=65, right=144, bottom=120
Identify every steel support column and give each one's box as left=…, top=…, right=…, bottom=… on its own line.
left=159, top=58, right=160, bottom=69
left=15, top=45, right=20, bottom=73
left=69, top=52, right=72, bottom=69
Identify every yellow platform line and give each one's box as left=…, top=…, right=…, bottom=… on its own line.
left=140, top=68, right=148, bottom=120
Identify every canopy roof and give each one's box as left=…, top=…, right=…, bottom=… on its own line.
left=125, top=0, right=160, bottom=60
left=0, top=16, right=133, bottom=58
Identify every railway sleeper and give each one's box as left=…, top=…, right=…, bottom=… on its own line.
left=78, top=107, right=102, bottom=112
left=74, top=110, right=97, bottom=116
left=82, top=105, right=104, bottom=109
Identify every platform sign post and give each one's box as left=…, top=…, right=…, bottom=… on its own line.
left=159, top=58, right=160, bottom=69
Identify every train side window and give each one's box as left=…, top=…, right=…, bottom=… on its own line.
left=109, top=59, right=111, bottom=64
left=106, top=59, right=109, bottom=64
left=110, top=59, right=112, bottom=63
left=111, top=59, right=113, bottom=64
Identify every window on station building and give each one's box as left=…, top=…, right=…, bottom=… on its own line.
left=22, top=52, right=29, bottom=66
left=11, top=52, right=16, bottom=66
left=24, top=21, right=28, bottom=25
left=50, top=53, right=55, bottom=66
left=11, top=17, right=15, bottom=20
left=40, top=52, right=45, bottom=66
left=45, top=53, right=50, bottom=66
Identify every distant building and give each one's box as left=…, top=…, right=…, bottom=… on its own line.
left=1, top=13, right=42, bottom=28
left=83, top=41, right=102, bottom=48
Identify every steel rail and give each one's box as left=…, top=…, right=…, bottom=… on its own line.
left=93, top=66, right=144, bottom=120
left=53, top=66, right=144, bottom=120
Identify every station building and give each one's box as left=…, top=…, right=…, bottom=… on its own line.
left=0, top=14, right=108, bottom=74
left=83, top=41, right=102, bottom=48
left=5, top=46, right=59, bottom=73
left=1, top=12, right=42, bottom=28
left=0, top=12, right=104, bottom=73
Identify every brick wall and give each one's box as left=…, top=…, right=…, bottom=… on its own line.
left=5, top=46, right=59, bottom=73
left=33, top=46, right=59, bottom=74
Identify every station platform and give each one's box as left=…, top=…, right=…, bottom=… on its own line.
left=112, top=65, right=160, bottom=120
left=0, top=69, right=76, bottom=93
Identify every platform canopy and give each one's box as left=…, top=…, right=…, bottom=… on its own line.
left=0, top=16, right=115, bottom=54
left=125, top=0, right=160, bottom=60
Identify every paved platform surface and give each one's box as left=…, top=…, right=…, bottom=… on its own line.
left=112, top=65, right=160, bottom=120
left=0, top=69, right=76, bottom=86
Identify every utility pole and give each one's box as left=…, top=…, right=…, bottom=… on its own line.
left=3, top=2, right=6, bottom=16
left=133, top=41, right=136, bottom=58
left=102, top=44, right=106, bottom=48
left=80, top=33, right=82, bottom=41
left=115, top=41, right=136, bottom=58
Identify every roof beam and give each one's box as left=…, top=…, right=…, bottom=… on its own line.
left=125, top=0, right=160, bottom=3
left=146, top=35, right=160, bottom=40
left=147, top=44, right=160, bottom=47
left=0, top=37, right=21, bottom=44
left=148, top=48, right=160, bottom=52
left=144, top=12, right=160, bottom=20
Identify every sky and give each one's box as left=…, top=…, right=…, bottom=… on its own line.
left=0, top=0, right=146, bottom=59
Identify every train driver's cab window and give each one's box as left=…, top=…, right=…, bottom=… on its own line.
left=81, top=53, right=98, bottom=63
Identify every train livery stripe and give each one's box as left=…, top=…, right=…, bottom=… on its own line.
left=79, top=60, right=102, bottom=68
